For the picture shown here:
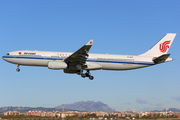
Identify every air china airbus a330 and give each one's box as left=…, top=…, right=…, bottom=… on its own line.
left=2, top=33, right=176, bottom=80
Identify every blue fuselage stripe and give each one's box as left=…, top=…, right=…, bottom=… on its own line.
left=2, top=55, right=154, bottom=65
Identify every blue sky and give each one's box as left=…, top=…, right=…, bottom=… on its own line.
left=0, top=0, right=180, bottom=112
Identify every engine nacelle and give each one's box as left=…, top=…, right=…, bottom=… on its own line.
left=48, top=61, right=67, bottom=70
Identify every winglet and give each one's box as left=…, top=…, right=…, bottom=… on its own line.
left=86, top=40, right=94, bottom=46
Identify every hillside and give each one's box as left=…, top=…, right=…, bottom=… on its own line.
left=0, top=101, right=115, bottom=113
left=55, top=101, right=115, bottom=112
left=151, top=108, right=180, bottom=112
left=0, top=107, right=58, bottom=113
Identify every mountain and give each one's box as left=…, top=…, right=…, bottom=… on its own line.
left=0, top=107, right=59, bottom=113
left=151, top=108, right=180, bottom=112
left=169, top=108, right=180, bottom=112
left=0, top=101, right=115, bottom=113
left=55, top=101, right=115, bottom=112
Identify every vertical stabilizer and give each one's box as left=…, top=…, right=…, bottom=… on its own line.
left=139, top=33, right=176, bottom=57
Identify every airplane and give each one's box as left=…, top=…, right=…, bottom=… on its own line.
left=2, top=33, right=176, bottom=80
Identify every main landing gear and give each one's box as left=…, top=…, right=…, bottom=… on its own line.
left=77, top=70, right=94, bottom=80
left=16, top=64, right=20, bottom=72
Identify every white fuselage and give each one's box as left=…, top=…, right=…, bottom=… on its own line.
left=2, top=50, right=158, bottom=71
left=2, top=33, right=175, bottom=80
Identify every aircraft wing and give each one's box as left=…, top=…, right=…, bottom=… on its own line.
left=64, top=40, right=93, bottom=66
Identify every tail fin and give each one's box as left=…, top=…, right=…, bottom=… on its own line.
left=139, top=33, right=176, bottom=57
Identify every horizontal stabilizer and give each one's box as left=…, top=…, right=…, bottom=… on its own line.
left=153, top=54, right=170, bottom=64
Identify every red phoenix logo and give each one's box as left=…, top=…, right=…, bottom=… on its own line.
left=159, top=40, right=171, bottom=53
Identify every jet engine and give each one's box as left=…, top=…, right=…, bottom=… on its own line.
left=48, top=61, right=67, bottom=70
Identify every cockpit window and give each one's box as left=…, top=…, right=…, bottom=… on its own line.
left=6, top=53, right=10, bottom=55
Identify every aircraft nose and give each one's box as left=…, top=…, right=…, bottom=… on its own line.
left=2, top=55, right=8, bottom=61
left=2, top=56, right=6, bottom=60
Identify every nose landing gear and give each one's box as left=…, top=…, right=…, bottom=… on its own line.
left=16, top=64, right=20, bottom=72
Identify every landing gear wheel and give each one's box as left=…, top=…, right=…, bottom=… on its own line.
left=77, top=71, right=80, bottom=75
left=77, top=69, right=83, bottom=75
left=77, top=69, right=94, bottom=80
left=16, top=68, right=20, bottom=72
left=81, top=74, right=86, bottom=78
left=89, top=76, right=94, bottom=80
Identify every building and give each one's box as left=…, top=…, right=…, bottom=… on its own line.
left=4, top=111, right=20, bottom=116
